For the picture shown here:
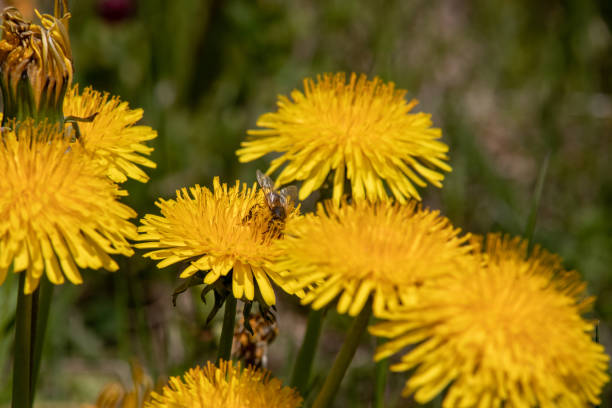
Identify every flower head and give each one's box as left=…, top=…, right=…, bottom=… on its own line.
left=137, top=177, right=299, bottom=307
left=91, top=360, right=154, bottom=408
left=63, top=85, right=157, bottom=183
left=0, top=4, right=72, bottom=123
left=270, top=200, right=473, bottom=317
left=0, top=124, right=137, bottom=294
left=237, top=72, right=451, bottom=205
left=146, top=360, right=302, bottom=408
left=370, top=234, right=610, bottom=407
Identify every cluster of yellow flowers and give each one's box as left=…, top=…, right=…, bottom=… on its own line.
left=0, top=7, right=156, bottom=294
left=0, top=3, right=608, bottom=407
left=137, top=72, right=609, bottom=407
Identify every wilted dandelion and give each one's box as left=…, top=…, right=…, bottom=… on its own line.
left=237, top=72, right=450, bottom=204
left=146, top=360, right=302, bottom=408
left=370, top=234, right=610, bottom=407
left=0, top=5, right=72, bottom=124
left=0, top=2, right=156, bottom=406
left=270, top=200, right=473, bottom=317
left=63, top=85, right=157, bottom=183
left=0, top=124, right=137, bottom=294
left=0, top=7, right=156, bottom=185
left=90, top=360, right=154, bottom=408
left=137, top=177, right=299, bottom=308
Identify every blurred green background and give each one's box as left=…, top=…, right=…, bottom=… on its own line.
left=0, top=0, right=611, bottom=406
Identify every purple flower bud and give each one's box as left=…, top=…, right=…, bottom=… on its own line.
left=97, top=0, right=136, bottom=23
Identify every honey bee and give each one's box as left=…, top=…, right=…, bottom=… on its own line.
left=256, top=169, right=298, bottom=221
left=232, top=313, right=278, bottom=369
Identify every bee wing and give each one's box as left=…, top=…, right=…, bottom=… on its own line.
left=279, top=185, right=298, bottom=209
left=256, top=169, right=275, bottom=190
left=256, top=169, right=276, bottom=206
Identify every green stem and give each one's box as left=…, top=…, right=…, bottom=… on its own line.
left=216, top=296, right=237, bottom=363
left=30, top=278, right=54, bottom=406
left=290, top=308, right=325, bottom=396
left=374, top=337, right=389, bottom=408
left=525, top=153, right=549, bottom=253
left=313, top=300, right=373, bottom=408
left=12, top=274, right=33, bottom=408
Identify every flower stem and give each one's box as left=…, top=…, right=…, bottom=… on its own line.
left=290, top=308, right=325, bottom=395
left=525, top=152, right=549, bottom=254
left=216, top=296, right=237, bottom=363
left=374, top=337, right=389, bottom=408
left=30, top=278, right=54, bottom=405
left=313, top=300, right=372, bottom=408
left=12, top=273, right=32, bottom=408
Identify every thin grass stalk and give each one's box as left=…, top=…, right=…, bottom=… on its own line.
left=290, top=308, right=325, bottom=396
left=595, top=321, right=600, bottom=408
left=12, top=273, right=32, bottom=408
left=216, top=296, right=237, bottom=363
left=525, top=153, right=550, bottom=253
left=312, top=299, right=372, bottom=408
left=374, top=336, right=388, bottom=408
left=30, top=278, right=54, bottom=405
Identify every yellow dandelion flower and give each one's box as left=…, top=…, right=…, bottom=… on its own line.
left=237, top=72, right=451, bottom=205
left=0, top=124, right=137, bottom=294
left=63, top=85, right=157, bottom=183
left=146, top=360, right=302, bottom=408
left=370, top=234, right=610, bottom=408
left=270, top=200, right=473, bottom=317
left=91, top=360, right=154, bottom=408
left=136, top=177, right=298, bottom=307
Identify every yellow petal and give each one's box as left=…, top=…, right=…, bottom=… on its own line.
left=253, top=267, right=275, bottom=306
left=232, top=262, right=245, bottom=299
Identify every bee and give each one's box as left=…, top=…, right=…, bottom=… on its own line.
left=256, top=169, right=298, bottom=221
left=232, top=313, right=278, bottom=369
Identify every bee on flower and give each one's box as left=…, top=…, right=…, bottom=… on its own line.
left=137, top=177, right=300, bottom=322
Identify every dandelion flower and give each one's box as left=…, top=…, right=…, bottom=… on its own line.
left=91, top=360, right=154, bottom=408
left=63, top=85, right=157, bottom=183
left=137, top=177, right=298, bottom=307
left=0, top=5, right=72, bottom=123
left=146, top=360, right=302, bottom=408
left=270, top=200, right=473, bottom=317
left=237, top=72, right=451, bottom=204
left=0, top=7, right=156, bottom=184
left=0, top=125, right=137, bottom=294
left=370, top=234, right=610, bottom=407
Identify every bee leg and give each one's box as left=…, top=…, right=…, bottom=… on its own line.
left=265, top=219, right=284, bottom=239
left=242, top=203, right=262, bottom=223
